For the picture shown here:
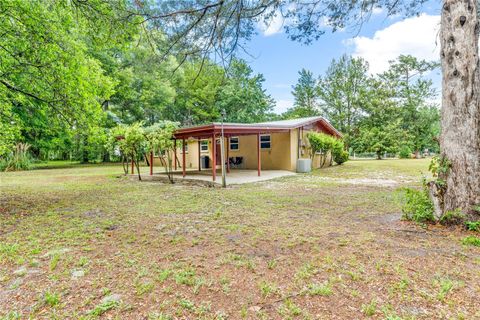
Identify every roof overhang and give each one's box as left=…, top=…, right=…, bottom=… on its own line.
left=173, top=117, right=343, bottom=140
left=173, top=124, right=289, bottom=139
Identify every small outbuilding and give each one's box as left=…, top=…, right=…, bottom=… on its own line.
left=160, top=116, right=342, bottom=181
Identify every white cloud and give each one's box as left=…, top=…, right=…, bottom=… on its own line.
left=372, top=7, right=384, bottom=15
left=258, top=13, right=285, bottom=36
left=347, top=14, right=440, bottom=74
left=274, top=99, right=294, bottom=114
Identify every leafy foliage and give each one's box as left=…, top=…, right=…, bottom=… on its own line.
left=465, top=221, right=480, bottom=232
left=399, top=146, right=413, bottom=159
left=145, top=121, right=179, bottom=183
left=106, top=123, right=146, bottom=179
left=462, top=236, right=480, bottom=247
left=333, top=150, right=349, bottom=165
left=0, top=143, right=31, bottom=172
left=317, top=55, right=370, bottom=145
left=402, top=187, right=435, bottom=224
left=284, top=69, right=320, bottom=119
left=307, top=132, right=347, bottom=167
left=217, top=59, right=276, bottom=123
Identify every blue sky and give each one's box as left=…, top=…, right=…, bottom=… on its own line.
left=239, top=1, right=442, bottom=114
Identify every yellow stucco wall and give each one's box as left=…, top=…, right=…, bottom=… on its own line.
left=156, top=132, right=294, bottom=171
left=151, top=127, right=334, bottom=171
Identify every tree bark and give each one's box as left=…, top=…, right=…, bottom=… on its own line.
left=439, top=0, right=480, bottom=216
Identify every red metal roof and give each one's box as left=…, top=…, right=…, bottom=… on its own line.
left=173, top=116, right=342, bottom=139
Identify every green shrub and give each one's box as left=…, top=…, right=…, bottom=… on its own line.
left=307, top=131, right=347, bottom=167
left=398, top=146, right=412, bottom=159
left=402, top=187, right=434, bottom=224
left=465, top=221, right=480, bottom=232
left=461, top=236, right=480, bottom=247
left=334, top=150, right=349, bottom=165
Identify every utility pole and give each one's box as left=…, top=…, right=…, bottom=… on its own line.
left=220, top=109, right=227, bottom=188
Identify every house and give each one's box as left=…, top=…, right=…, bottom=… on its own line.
left=163, top=116, right=342, bottom=181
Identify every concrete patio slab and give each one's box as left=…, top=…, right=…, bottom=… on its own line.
left=135, top=169, right=296, bottom=186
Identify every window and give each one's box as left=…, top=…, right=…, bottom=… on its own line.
left=260, top=135, right=271, bottom=149
left=229, top=137, right=239, bottom=150
left=200, top=140, right=209, bottom=152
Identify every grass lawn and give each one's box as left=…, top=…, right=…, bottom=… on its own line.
left=1, top=159, right=479, bottom=319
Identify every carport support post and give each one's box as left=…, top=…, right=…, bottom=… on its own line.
left=198, top=138, right=201, bottom=171
left=149, top=151, right=153, bottom=176
left=212, top=134, right=216, bottom=181
left=257, top=133, right=261, bottom=176
left=182, top=138, right=186, bottom=178
left=226, top=137, right=230, bottom=173
left=174, top=139, right=177, bottom=171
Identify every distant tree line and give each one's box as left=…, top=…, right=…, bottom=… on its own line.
left=0, top=1, right=275, bottom=165
left=285, top=54, right=440, bottom=159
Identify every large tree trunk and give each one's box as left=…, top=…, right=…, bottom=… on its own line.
left=439, top=0, right=480, bottom=216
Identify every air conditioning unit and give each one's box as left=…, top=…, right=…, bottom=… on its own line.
left=296, top=158, right=311, bottom=173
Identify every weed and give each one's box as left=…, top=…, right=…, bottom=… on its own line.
left=306, top=282, right=332, bottom=296
left=136, top=281, right=154, bottom=295
left=89, top=300, right=119, bottom=316
left=174, top=268, right=196, bottom=286
left=346, top=270, right=362, bottom=281
left=178, top=298, right=194, bottom=310
left=381, top=304, right=401, bottom=319
left=295, top=263, right=316, bottom=280
left=267, top=259, right=277, bottom=270
left=390, top=277, right=409, bottom=294
left=49, top=253, right=61, bottom=271
left=221, top=253, right=255, bottom=271
left=148, top=312, right=173, bottom=320
left=44, top=291, right=60, bottom=307
left=259, top=281, right=279, bottom=298
left=436, top=278, right=454, bottom=301
left=279, top=298, right=302, bottom=318
left=77, top=257, right=89, bottom=267
left=157, top=268, right=172, bottom=282
left=220, top=276, right=231, bottom=293
left=193, top=276, right=205, bottom=295
left=462, top=236, right=480, bottom=247
left=361, top=299, right=377, bottom=316
left=0, top=243, right=19, bottom=262
left=1, top=311, right=21, bottom=320
left=196, top=302, right=211, bottom=315
left=465, top=221, right=480, bottom=232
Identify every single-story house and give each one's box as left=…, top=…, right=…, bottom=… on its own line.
left=155, top=116, right=341, bottom=181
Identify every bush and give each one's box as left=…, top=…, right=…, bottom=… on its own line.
left=307, top=131, right=348, bottom=166
left=334, top=150, right=349, bottom=165
left=398, top=146, right=412, bottom=159
left=0, top=143, right=31, bottom=171
left=402, top=187, right=434, bottom=224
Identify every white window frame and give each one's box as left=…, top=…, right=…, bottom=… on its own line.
left=229, top=136, right=239, bottom=151
left=200, top=140, right=209, bottom=152
left=260, top=134, right=271, bottom=149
